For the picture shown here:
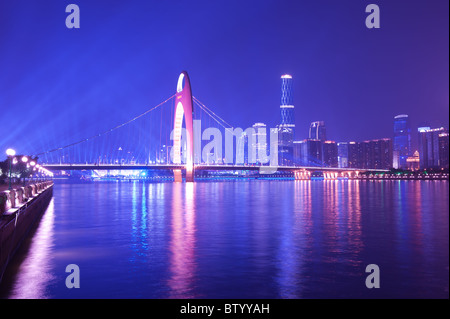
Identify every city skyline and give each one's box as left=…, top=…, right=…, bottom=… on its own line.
left=0, top=1, right=448, bottom=301
left=0, top=0, right=448, bottom=156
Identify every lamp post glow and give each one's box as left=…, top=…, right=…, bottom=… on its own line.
left=21, top=156, right=29, bottom=186
left=6, top=149, right=15, bottom=157
left=36, top=164, right=41, bottom=181
left=6, top=148, right=16, bottom=190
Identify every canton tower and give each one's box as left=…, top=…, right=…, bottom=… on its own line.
left=280, top=74, right=295, bottom=130
left=278, top=74, right=295, bottom=165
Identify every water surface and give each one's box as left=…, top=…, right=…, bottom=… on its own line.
left=1, top=180, right=448, bottom=298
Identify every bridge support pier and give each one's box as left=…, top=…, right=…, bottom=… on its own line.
left=324, top=172, right=338, bottom=180
left=294, top=170, right=311, bottom=180
left=185, top=168, right=194, bottom=183
left=172, top=168, right=194, bottom=182
left=174, top=169, right=182, bottom=182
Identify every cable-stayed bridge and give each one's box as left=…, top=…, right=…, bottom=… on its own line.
left=36, top=71, right=388, bottom=182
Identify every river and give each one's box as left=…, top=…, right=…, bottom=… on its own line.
left=0, top=179, right=448, bottom=298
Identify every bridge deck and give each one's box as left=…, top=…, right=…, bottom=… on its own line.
left=43, top=164, right=389, bottom=172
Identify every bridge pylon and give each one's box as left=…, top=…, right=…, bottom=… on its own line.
left=173, top=71, right=194, bottom=182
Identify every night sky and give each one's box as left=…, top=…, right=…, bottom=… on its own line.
left=0, top=0, right=448, bottom=157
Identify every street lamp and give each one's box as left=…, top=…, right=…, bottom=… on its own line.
left=21, top=156, right=28, bottom=185
left=36, top=164, right=41, bottom=181
left=6, top=148, right=16, bottom=190
left=30, top=161, right=36, bottom=182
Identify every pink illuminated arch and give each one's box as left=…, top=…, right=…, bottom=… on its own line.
left=173, top=71, right=194, bottom=182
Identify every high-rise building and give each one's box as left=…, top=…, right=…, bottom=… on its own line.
left=418, top=127, right=448, bottom=169
left=353, top=138, right=392, bottom=169
left=438, top=132, right=449, bottom=169
left=252, top=123, right=268, bottom=165
left=417, top=126, right=431, bottom=169
left=337, top=142, right=349, bottom=168
left=293, top=140, right=305, bottom=165
left=322, top=141, right=338, bottom=167
left=280, top=74, right=295, bottom=129
left=309, top=121, right=326, bottom=141
left=236, top=130, right=249, bottom=165
left=158, top=144, right=170, bottom=164
left=347, top=142, right=359, bottom=168
left=277, top=125, right=294, bottom=165
left=293, top=139, right=323, bottom=166
left=278, top=74, right=295, bottom=165
left=373, top=138, right=393, bottom=169
left=334, top=139, right=392, bottom=169
left=393, top=114, right=411, bottom=169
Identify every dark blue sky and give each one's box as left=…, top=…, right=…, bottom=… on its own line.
left=0, top=0, right=448, bottom=156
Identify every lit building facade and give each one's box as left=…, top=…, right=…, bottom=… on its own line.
left=439, top=132, right=449, bottom=169
left=293, top=140, right=304, bottom=166
left=393, top=114, right=411, bottom=169
left=406, top=151, right=420, bottom=171
left=322, top=141, right=338, bottom=167
left=293, top=139, right=322, bottom=166
left=278, top=74, right=295, bottom=165
left=309, top=121, right=326, bottom=141
left=236, top=130, right=249, bottom=165
left=294, top=138, right=391, bottom=169
left=337, top=142, right=349, bottom=168
left=347, top=142, right=359, bottom=168
left=356, top=138, right=393, bottom=169
left=418, top=127, right=449, bottom=169
left=332, top=139, right=393, bottom=169
left=252, top=122, right=268, bottom=165
left=278, top=125, right=294, bottom=165
left=280, top=74, right=295, bottom=129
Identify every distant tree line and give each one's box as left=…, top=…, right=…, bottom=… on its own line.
left=0, top=156, right=38, bottom=185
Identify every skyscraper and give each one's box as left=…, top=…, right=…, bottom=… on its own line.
left=293, top=139, right=322, bottom=166
left=417, top=126, right=430, bottom=169
left=236, top=130, right=249, bottom=165
left=280, top=75, right=295, bottom=129
left=309, top=121, right=326, bottom=141
left=347, top=142, right=359, bottom=168
left=337, top=142, right=349, bottom=168
left=293, top=140, right=304, bottom=165
left=352, top=139, right=393, bottom=169
left=252, top=122, right=268, bottom=165
left=438, top=132, right=449, bottom=169
left=393, top=114, right=411, bottom=169
left=278, top=74, right=295, bottom=165
left=322, top=141, right=338, bottom=167
left=418, top=127, right=448, bottom=169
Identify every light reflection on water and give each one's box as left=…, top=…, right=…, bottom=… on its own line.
left=7, top=199, right=56, bottom=299
left=0, top=180, right=448, bottom=299
left=168, top=182, right=197, bottom=298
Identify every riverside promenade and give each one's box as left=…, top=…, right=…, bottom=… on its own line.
left=0, top=181, right=53, bottom=283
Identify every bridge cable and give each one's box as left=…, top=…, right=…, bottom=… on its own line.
left=34, top=94, right=176, bottom=157
left=193, top=97, right=234, bottom=133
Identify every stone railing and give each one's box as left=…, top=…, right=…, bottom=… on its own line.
left=0, top=181, right=53, bottom=215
